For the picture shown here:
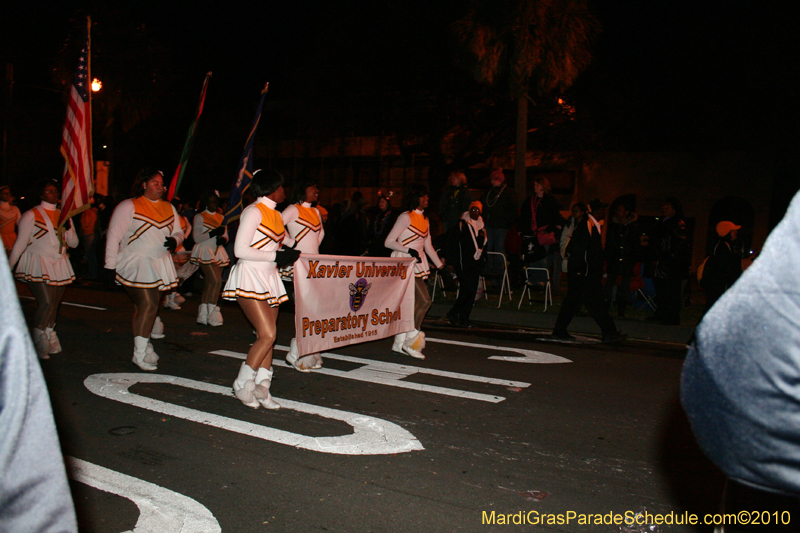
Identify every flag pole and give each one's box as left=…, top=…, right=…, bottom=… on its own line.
left=167, top=71, right=212, bottom=202
left=222, top=82, right=269, bottom=227
left=58, top=16, right=94, bottom=247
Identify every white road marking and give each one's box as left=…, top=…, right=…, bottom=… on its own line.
left=66, top=456, right=221, bottom=533
left=84, top=373, right=423, bottom=455
left=18, top=295, right=107, bottom=311
left=426, top=337, right=573, bottom=364
left=212, top=345, right=530, bottom=403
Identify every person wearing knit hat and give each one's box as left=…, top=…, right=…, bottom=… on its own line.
left=702, top=220, right=742, bottom=313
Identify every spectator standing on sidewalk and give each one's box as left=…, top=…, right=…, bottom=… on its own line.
left=604, top=202, right=640, bottom=318
left=700, top=220, right=742, bottom=314
left=518, top=177, right=565, bottom=294
left=439, top=171, right=472, bottom=234
left=552, top=199, right=625, bottom=343
left=480, top=168, right=517, bottom=288
left=647, top=197, right=689, bottom=325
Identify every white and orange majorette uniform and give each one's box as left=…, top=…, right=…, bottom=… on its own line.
left=9, top=202, right=78, bottom=286
left=105, top=196, right=184, bottom=291
left=0, top=200, right=22, bottom=253
left=191, top=209, right=230, bottom=266
left=384, top=209, right=443, bottom=278
left=279, top=201, right=323, bottom=280
left=222, top=197, right=289, bottom=306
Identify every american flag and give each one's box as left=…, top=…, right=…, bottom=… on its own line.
left=59, top=19, right=93, bottom=231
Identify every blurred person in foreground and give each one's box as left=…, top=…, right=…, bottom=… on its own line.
left=682, top=191, right=800, bottom=529
left=0, top=236, right=77, bottom=531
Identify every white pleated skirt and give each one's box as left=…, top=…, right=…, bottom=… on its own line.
left=15, top=251, right=75, bottom=286
left=222, top=260, right=288, bottom=306
left=115, top=250, right=178, bottom=291
left=190, top=242, right=230, bottom=267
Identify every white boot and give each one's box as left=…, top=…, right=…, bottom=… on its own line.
left=197, top=303, right=209, bottom=325
left=311, top=352, right=323, bottom=369
left=150, top=316, right=165, bottom=339
left=46, top=326, right=62, bottom=354
left=391, top=332, right=408, bottom=355
left=233, top=362, right=259, bottom=409
left=253, top=367, right=281, bottom=409
left=207, top=305, right=223, bottom=327
left=402, top=330, right=426, bottom=360
left=133, top=336, right=157, bottom=370
left=164, top=292, right=181, bottom=310
left=286, top=338, right=313, bottom=372
left=144, top=341, right=159, bottom=364
left=32, top=328, right=50, bottom=360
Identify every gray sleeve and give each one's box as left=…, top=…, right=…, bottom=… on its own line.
left=0, top=252, right=77, bottom=531
left=681, top=189, right=800, bottom=496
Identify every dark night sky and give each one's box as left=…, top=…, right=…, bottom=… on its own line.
left=2, top=0, right=800, bottom=192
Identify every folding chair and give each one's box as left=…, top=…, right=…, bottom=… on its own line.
left=487, top=251, right=512, bottom=307
left=630, top=263, right=656, bottom=311
left=518, top=267, right=552, bottom=311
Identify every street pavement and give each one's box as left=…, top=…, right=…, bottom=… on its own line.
left=18, top=282, right=725, bottom=532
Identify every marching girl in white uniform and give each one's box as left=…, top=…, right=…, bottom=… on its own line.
left=105, top=169, right=184, bottom=371
left=281, top=176, right=325, bottom=372
left=9, top=180, right=78, bottom=359
left=384, top=183, right=444, bottom=359
left=190, top=191, right=230, bottom=326
left=222, top=170, right=300, bottom=410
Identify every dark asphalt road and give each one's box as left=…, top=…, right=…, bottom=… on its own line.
left=22, top=283, right=724, bottom=532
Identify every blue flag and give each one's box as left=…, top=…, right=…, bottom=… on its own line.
left=222, top=83, right=269, bottom=226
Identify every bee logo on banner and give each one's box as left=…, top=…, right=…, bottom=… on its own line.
left=294, top=255, right=416, bottom=356
left=349, top=279, right=371, bottom=312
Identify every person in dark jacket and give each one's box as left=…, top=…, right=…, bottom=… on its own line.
left=439, top=171, right=473, bottom=234
left=480, top=169, right=517, bottom=279
left=701, top=220, right=742, bottom=314
left=681, top=190, right=800, bottom=515
left=604, top=202, right=640, bottom=317
left=647, top=197, right=689, bottom=325
left=552, top=199, right=624, bottom=343
left=445, top=201, right=487, bottom=327
left=366, top=192, right=398, bottom=257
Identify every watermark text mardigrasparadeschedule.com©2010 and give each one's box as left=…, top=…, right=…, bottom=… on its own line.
left=481, top=509, right=792, bottom=527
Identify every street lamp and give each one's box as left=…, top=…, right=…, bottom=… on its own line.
left=91, top=78, right=102, bottom=92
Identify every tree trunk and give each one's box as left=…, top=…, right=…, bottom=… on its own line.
left=515, top=94, right=528, bottom=199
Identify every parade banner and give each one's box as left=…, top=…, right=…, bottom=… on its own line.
left=294, top=254, right=415, bottom=356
